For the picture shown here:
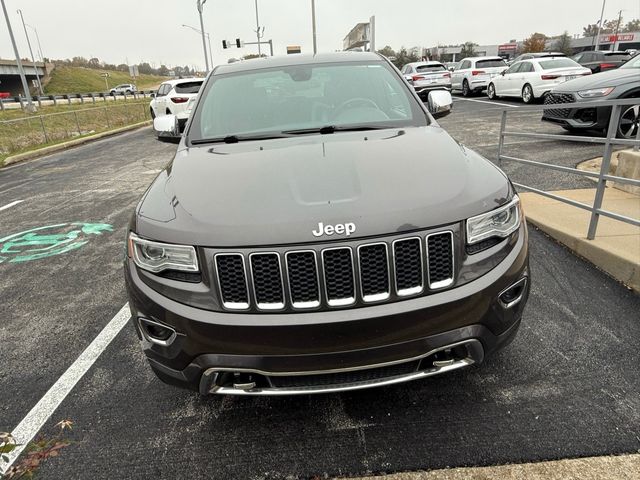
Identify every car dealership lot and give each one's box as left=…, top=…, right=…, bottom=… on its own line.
left=1, top=99, right=639, bottom=479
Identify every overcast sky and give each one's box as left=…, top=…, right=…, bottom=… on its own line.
left=2, top=0, right=639, bottom=70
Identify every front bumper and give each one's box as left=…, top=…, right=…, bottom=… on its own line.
left=541, top=99, right=611, bottom=130
left=125, top=226, right=529, bottom=395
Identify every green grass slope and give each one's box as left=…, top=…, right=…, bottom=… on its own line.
left=44, top=66, right=169, bottom=94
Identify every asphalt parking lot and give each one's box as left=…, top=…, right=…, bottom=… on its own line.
left=1, top=94, right=639, bottom=479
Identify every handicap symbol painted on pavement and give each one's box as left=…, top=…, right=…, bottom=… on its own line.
left=0, top=223, right=113, bottom=264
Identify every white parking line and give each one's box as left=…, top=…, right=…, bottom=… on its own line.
left=453, top=97, right=520, bottom=108
left=0, top=304, right=131, bottom=474
left=0, top=200, right=23, bottom=212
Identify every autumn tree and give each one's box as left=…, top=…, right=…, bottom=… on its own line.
left=522, top=33, right=547, bottom=53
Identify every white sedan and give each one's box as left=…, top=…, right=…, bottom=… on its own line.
left=487, top=57, right=591, bottom=103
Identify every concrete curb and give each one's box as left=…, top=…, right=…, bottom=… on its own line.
left=352, top=453, right=640, bottom=480
left=2, top=120, right=152, bottom=167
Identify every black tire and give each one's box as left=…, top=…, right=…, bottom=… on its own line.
left=617, top=104, right=640, bottom=139
left=487, top=83, right=497, bottom=100
left=462, top=79, right=471, bottom=97
left=522, top=84, right=535, bottom=104
left=150, top=108, right=156, bottom=119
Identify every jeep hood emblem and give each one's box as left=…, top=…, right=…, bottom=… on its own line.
left=312, top=222, right=356, bottom=238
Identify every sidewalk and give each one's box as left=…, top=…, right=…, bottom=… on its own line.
left=353, top=453, right=640, bottom=480
left=519, top=187, right=640, bottom=292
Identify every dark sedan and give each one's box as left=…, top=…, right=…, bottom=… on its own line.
left=571, top=50, right=632, bottom=73
left=542, top=54, right=640, bottom=138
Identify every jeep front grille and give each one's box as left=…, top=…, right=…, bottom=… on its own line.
left=213, top=230, right=455, bottom=312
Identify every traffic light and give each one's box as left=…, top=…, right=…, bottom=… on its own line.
left=236, top=38, right=242, bottom=48
left=222, top=40, right=228, bottom=49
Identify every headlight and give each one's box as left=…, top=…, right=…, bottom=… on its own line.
left=466, top=196, right=521, bottom=245
left=128, top=232, right=199, bottom=273
left=577, top=87, right=614, bottom=98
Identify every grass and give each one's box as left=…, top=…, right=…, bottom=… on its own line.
left=44, top=66, right=169, bottom=94
left=0, top=99, right=151, bottom=166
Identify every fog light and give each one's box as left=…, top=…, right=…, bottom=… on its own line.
left=139, top=318, right=177, bottom=346
left=499, top=278, right=527, bottom=309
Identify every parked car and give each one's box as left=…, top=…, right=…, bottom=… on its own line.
left=571, top=50, right=632, bottom=73
left=445, top=61, right=459, bottom=72
left=110, top=84, right=137, bottom=95
left=488, top=57, right=591, bottom=103
left=508, top=52, right=566, bottom=65
left=451, top=56, right=508, bottom=96
left=401, top=61, right=452, bottom=100
left=541, top=53, right=640, bottom=138
left=150, top=78, right=203, bottom=136
left=128, top=52, right=529, bottom=396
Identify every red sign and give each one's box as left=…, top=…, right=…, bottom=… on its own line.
left=498, top=43, right=518, bottom=52
left=600, top=33, right=635, bottom=43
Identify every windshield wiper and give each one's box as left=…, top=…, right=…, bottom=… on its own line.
left=191, top=133, right=291, bottom=145
left=282, top=125, right=398, bottom=135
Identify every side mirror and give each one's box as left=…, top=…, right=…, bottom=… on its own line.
left=153, top=114, right=179, bottom=139
left=150, top=92, right=156, bottom=98
left=427, top=90, right=452, bottom=118
left=501, top=70, right=506, bottom=76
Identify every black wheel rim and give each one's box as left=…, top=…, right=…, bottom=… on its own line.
left=618, top=105, right=640, bottom=139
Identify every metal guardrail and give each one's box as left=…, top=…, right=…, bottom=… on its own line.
left=497, top=98, right=640, bottom=240
left=0, top=90, right=157, bottom=111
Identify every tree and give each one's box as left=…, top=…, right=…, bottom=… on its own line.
left=377, top=45, right=396, bottom=60
left=553, top=31, right=573, bottom=56
left=624, top=19, right=640, bottom=32
left=582, top=24, right=599, bottom=37
left=604, top=18, right=622, bottom=34
left=522, top=33, right=547, bottom=53
left=459, top=42, right=478, bottom=58
left=391, top=47, right=420, bottom=69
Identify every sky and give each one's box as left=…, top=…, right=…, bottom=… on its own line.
left=1, top=0, right=639, bottom=71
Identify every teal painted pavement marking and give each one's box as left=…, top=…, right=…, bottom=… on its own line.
left=0, top=223, right=113, bottom=263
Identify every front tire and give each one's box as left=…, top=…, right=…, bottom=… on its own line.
left=522, top=84, right=534, bottom=104
left=617, top=104, right=640, bottom=139
left=487, top=83, right=497, bottom=100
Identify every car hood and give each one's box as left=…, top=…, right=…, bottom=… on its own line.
left=135, top=126, right=512, bottom=247
left=554, top=67, right=640, bottom=92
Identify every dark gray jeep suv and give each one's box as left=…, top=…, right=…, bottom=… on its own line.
left=124, top=52, right=529, bottom=396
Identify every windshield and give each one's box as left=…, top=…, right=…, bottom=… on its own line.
left=476, top=59, right=507, bottom=68
left=539, top=58, right=582, bottom=69
left=175, top=81, right=203, bottom=94
left=620, top=54, right=640, bottom=69
left=189, top=61, right=427, bottom=142
left=416, top=64, right=445, bottom=73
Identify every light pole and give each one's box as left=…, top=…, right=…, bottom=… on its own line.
left=595, top=0, right=606, bottom=50
left=1, top=0, right=35, bottom=111
left=612, top=9, right=623, bottom=50
left=254, top=0, right=265, bottom=56
left=196, top=0, right=210, bottom=72
left=26, top=23, right=44, bottom=62
left=17, top=9, right=43, bottom=95
left=182, top=24, right=213, bottom=68
left=311, top=0, right=317, bottom=54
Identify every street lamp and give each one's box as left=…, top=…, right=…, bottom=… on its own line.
left=182, top=24, right=213, bottom=68
left=17, top=9, right=43, bottom=95
left=26, top=23, right=44, bottom=62
left=1, top=0, right=35, bottom=111
left=196, top=0, right=210, bottom=73
left=254, top=0, right=265, bottom=56
left=595, top=0, right=606, bottom=50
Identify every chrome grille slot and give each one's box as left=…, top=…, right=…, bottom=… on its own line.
left=286, top=251, right=320, bottom=309
left=215, top=254, right=249, bottom=310
left=322, top=247, right=356, bottom=307
left=249, top=253, right=284, bottom=310
left=426, top=231, right=454, bottom=289
left=393, top=237, right=424, bottom=296
left=358, top=243, right=390, bottom=302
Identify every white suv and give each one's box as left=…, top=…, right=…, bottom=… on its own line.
left=110, top=84, right=137, bottom=95
left=150, top=78, right=204, bottom=133
left=451, top=57, right=508, bottom=96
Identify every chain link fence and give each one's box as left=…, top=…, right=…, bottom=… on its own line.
left=0, top=102, right=150, bottom=161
